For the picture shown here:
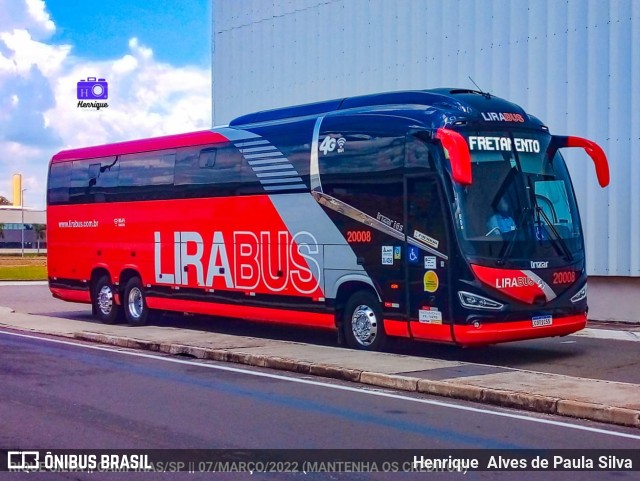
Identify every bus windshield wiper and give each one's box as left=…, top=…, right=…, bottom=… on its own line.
left=534, top=205, right=573, bottom=261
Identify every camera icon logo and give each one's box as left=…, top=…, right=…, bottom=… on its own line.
left=77, top=77, right=108, bottom=100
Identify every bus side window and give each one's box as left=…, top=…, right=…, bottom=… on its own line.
left=199, top=149, right=217, bottom=168
left=88, top=163, right=101, bottom=182
left=94, top=157, right=119, bottom=202
left=69, top=160, right=92, bottom=202
left=320, top=131, right=405, bottom=226
left=174, top=143, right=243, bottom=197
left=405, top=135, right=434, bottom=169
left=118, top=151, right=175, bottom=201
left=68, top=156, right=118, bottom=203
left=47, top=162, right=71, bottom=205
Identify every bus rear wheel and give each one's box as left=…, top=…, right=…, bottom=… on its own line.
left=123, top=277, right=149, bottom=326
left=93, top=275, right=120, bottom=324
left=342, top=291, right=386, bottom=351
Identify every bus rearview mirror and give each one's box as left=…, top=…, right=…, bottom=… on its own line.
left=553, top=135, right=610, bottom=188
left=435, top=128, right=472, bottom=185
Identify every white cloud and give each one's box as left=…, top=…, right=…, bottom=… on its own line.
left=0, top=0, right=54, bottom=39
left=0, top=28, right=70, bottom=76
left=112, top=54, right=138, bottom=74
left=128, top=37, right=152, bottom=60
left=25, top=0, right=55, bottom=34
left=0, top=0, right=211, bottom=208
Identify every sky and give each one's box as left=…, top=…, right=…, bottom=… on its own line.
left=0, top=0, right=212, bottom=208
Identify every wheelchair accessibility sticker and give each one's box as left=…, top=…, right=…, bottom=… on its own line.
left=408, top=246, right=420, bottom=264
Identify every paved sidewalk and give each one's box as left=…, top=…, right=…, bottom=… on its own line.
left=0, top=306, right=639, bottom=429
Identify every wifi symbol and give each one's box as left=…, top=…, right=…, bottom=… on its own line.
left=336, top=137, right=346, bottom=152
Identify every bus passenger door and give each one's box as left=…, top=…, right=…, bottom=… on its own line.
left=404, top=175, right=453, bottom=343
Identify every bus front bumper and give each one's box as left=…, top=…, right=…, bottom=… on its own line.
left=451, top=312, right=587, bottom=346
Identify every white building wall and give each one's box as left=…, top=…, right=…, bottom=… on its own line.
left=213, top=0, right=640, bottom=285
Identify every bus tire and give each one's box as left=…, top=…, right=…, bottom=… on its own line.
left=342, top=290, right=386, bottom=351
left=93, top=275, right=120, bottom=324
left=123, top=277, right=149, bottom=326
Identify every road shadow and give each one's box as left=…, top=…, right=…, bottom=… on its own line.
left=42, top=307, right=636, bottom=383
left=147, top=311, right=584, bottom=370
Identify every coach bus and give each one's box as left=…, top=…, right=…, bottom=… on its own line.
left=47, top=88, right=609, bottom=350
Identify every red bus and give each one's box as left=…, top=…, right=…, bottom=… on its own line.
left=47, top=89, right=609, bottom=350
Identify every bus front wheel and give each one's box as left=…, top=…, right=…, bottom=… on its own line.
left=92, top=275, right=120, bottom=324
left=123, top=277, right=149, bottom=326
left=342, top=291, right=386, bottom=351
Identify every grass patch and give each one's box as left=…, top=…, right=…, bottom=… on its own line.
left=0, top=265, right=47, bottom=281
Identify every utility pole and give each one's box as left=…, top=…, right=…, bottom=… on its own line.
left=21, top=188, right=27, bottom=257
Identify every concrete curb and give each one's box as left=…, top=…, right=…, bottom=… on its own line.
left=72, top=332, right=640, bottom=429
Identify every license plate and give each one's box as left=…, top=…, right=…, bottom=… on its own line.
left=532, top=315, right=552, bottom=327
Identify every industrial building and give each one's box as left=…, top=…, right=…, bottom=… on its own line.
left=212, top=0, right=639, bottom=322
left=0, top=174, right=46, bottom=250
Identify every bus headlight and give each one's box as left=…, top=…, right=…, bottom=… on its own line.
left=570, top=283, right=587, bottom=303
left=458, top=291, right=504, bottom=310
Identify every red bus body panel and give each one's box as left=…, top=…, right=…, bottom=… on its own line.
left=48, top=196, right=325, bottom=297
left=50, top=287, right=91, bottom=304
left=146, top=297, right=334, bottom=329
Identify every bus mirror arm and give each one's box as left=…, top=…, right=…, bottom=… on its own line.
left=435, top=128, right=472, bottom=185
left=552, top=135, right=610, bottom=188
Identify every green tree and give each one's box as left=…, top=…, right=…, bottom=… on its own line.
left=34, top=224, right=46, bottom=253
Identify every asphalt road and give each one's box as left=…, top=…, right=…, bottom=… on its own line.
left=1, top=284, right=639, bottom=384
left=1, top=331, right=639, bottom=481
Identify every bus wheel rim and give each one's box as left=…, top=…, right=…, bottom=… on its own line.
left=128, top=287, right=143, bottom=319
left=351, top=304, right=377, bottom=346
left=97, top=285, right=113, bottom=315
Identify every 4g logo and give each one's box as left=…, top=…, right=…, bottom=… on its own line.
left=319, top=135, right=346, bottom=155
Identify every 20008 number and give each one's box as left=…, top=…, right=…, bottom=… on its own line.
left=347, top=230, right=372, bottom=243
left=553, top=271, right=576, bottom=284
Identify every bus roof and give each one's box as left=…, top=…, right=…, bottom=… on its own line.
left=229, top=88, right=534, bottom=127
left=51, top=88, right=543, bottom=164
left=51, top=130, right=227, bottom=163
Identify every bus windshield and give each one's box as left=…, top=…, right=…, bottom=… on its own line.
left=451, top=130, right=583, bottom=262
